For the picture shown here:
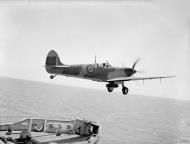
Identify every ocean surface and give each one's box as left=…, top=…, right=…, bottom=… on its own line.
left=0, top=77, right=190, bottom=144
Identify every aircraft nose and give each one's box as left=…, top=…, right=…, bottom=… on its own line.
left=124, top=68, right=135, bottom=76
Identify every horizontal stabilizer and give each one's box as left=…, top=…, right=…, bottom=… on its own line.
left=46, top=65, right=70, bottom=68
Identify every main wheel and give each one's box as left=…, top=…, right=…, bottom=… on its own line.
left=122, top=87, right=129, bottom=95
left=107, top=87, right=114, bottom=92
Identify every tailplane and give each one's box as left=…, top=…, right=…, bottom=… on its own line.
left=45, top=50, right=63, bottom=66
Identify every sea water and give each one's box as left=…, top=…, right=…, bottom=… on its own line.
left=0, top=77, right=190, bottom=144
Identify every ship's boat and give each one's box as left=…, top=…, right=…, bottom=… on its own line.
left=0, top=118, right=100, bottom=144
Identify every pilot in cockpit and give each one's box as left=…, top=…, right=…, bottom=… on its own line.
left=102, top=62, right=111, bottom=68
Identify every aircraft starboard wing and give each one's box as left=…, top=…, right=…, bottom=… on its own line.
left=106, top=76, right=175, bottom=82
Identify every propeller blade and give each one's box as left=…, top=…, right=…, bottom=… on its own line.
left=132, top=58, right=141, bottom=69
left=135, top=70, right=146, bottom=74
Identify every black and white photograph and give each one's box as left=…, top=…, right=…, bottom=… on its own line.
left=0, top=0, right=190, bottom=143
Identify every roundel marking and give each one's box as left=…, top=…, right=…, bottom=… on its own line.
left=86, top=65, right=95, bottom=74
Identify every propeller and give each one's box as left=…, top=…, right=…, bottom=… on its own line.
left=131, top=58, right=145, bottom=74
left=135, top=70, right=145, bottom=74
left=132, top=58, right=141, bottom=69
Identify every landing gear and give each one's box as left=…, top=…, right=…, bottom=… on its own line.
left=106, top=83, right=129, bottom=95
left=50, top=75, right=56, bottom=79
left=122, top=84, right=129, bottom=95
left=106, top=83, right=118, bottom=93
left=107, top=87, right=114, bottom=92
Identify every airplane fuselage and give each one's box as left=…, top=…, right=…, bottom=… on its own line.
left=46, top=64, right=135, bottom=82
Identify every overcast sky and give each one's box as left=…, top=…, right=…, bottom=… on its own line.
left=0, top=0, right=189, bottom=100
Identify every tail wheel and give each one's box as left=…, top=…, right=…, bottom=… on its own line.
left=50, top=75, right=56, bottom=79
left=107, top=87, right=114, bottom=92
left=122, top=87, right=129, bottom=95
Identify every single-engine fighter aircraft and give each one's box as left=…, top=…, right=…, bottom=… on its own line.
left=45, top=50, right=175, bottom=95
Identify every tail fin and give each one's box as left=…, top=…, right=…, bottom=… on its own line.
left=45, top=50, right=63, bottom=66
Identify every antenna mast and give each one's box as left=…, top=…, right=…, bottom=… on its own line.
left=95, top=55, right=96, bottom=64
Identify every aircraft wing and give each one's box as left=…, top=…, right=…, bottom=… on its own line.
left=106, top=76, right=175, bottom=82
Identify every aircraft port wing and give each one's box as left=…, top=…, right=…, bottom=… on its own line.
left=106, top=76, right=175, bottom=82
